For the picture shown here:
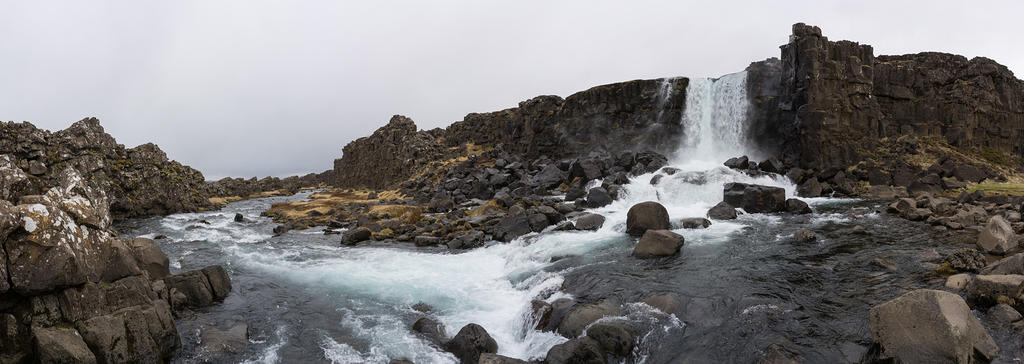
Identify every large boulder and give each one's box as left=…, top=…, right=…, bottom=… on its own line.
left=585, top=321, right=634, bottom=356
left=574, top=213, right=606, bottom=231
left=784, top=198, right=812, bottom=214
left=977, top=215, right=1018, bottom=254
left=964, top=274, right=1024, bottom=308
left=445, top=323, right=498, bottom=364
left=723, top=183, right=786, bottom=213
left=495, top=206, right=533, bottom=242
left=868, top=289, right=997, bottom=364
left=633, top=230, right=684, bottom=258
left=340, top=227, right=372, bottom=245
left=557, top=300, right=621, bottom=338
left=164, top=266, right=232, bottom=309
left=625, top=201, right=670, bottom=236
left=706, top=201, right=737, bottom=220
left=585, top=187, right=613, bottom=208
left=545, top=337, right=606, bottom=364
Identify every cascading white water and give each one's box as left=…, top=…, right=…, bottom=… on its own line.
left=675, top=72, right=753, bottom=167
left=139, top=70, right=803, bottom=364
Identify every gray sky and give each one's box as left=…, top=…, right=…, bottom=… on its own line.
left=2, top=1, right=1022, bottom=179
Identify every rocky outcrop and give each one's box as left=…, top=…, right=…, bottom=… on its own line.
left=758, top=23, right=1024, bottom=171
left=1, top=118, right=212, bottom=219
left=0, top=157, right=231, bottom=362
left=331, top=78, right=689, bottom=189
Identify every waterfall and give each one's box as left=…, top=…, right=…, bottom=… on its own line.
left=674, top=71, right=751, bottom=166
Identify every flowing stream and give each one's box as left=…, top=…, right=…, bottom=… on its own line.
left=117, top=72, right=950, bottom=363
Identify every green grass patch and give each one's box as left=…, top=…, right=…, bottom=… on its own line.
left=970, top=182, right=1024, bottom=196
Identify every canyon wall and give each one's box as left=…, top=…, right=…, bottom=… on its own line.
left=333, top=78, right=688, bottom=189
left=765, top=23, right=1024, bottom=171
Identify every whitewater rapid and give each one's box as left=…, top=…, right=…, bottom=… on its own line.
left=127, top=70, right=821, bottom=363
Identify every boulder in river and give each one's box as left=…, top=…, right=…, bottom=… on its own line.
left=445, top=323, right=498, bottom=364
left=784, top=198, right=812, bottom=214
left=633, top=230, right=684, bottom=258
left=545, top=337, right=606, bottom=364
left=724, top=156, right=749, bottom=169
left=707, top=201, right=737, bottom=220
left=412, top=317, right=447, bottom=347
left=586, top=187, right=612, bottom=208
left=976, top=215, right=1018, bottom=254
left=341, top=227, right=373, bottom=245
left=625, top=201, right=670, bottom=236
left=868, top=289, right=997, bottom=364
left=557, top=300, right=621, bottom=338
left=164, top=265, right=232, bottom=309
left=585, top=321, right=634, bottom=356
left=723, top=183, right=786, bottom=213
left=987, top=303, right=1022, bottom=324
left=574, top=213, right=606, bottom=231
left=234, top=213, right=244, bottom=222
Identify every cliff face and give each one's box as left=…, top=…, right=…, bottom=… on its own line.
left=333, top=78, right=688, bottom=189
left=1, top=118, right=211, bottom=219
left=767, top=23, right=1024, bottom=171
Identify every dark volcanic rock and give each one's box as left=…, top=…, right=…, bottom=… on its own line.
left=676, top=217, right=711, bottom=229
left=545, top=337, right=606, bottom=364
left=557, top=300, right=621, bottom=339
left=768, top=23, right=1024, bottom=172
left=341, top=227, right=373, bottom=245
left=445, top=323, right=498, bottom=364
left=707, top=201, right=738, bottom=220
left=625, top=201, right=671, bottom=236
left=723, top=183, right=786, bottom=213
left=633, top=230, right=684, bottom=258
left=585, top=321, right=635, bottom=356
left=784, top=198, right=812, bottom=214
left=412, top=317, right=447, bottom=347
left=574, top=213, right=606, bottom=231
left=585, top=187, right=612, bottom=208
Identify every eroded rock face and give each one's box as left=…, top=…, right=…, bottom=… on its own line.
left=868, top=289, right=998, bottom=364
left=0, top=160, right=227, bottom=362
left=762, top=23, right=1024, bottom=171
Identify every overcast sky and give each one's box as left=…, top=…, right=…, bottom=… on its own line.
left=2, top=1, right=1022, bottom=179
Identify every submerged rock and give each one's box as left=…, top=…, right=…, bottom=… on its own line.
left=633, top=230, right=684, bottom=258
left=793, top=229, right=816, bottom=243
left=868, top=289, right=997, bottom=364
left=641, top=294, right=680, bottom=315
left=200, top=324, right=249, bottom=355
left=625, top=201, right=670, bottom=236
left=676, top=217, right=711, bottom=229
